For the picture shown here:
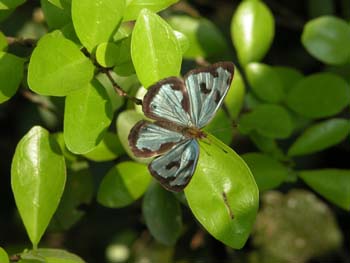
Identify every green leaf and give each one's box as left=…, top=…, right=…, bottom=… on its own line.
left=21, top=248, right=85, bottom=263
left=98, top=161, right=151, bottom=208
left=239, top=104, right=293, bottom=139
left=299, top=169, right=350, bottom=210
left=28, top=31, right=94, bottom=96
left=168, top=15, right=228, bottom=59
left=231, top=0, right=275, bottom=65
left=0, top=31, right=8, bottom=51
left=286, top=73, right=350, bottom=118
left=0, top=0, right=25, bottom=9
left=40, top=0, right=71, bottom=30
left=48, top=0, right=71, bottom=9
left=0, top=52, right=24, bottom=103
left=143, top=182, right=182, bottom=246
left=185, top=134, right=258, bottom=248
left=83, top=131, right=124, bottom=162
left=131, top=9, right=182, bottom=88
left=245, top=63, right=285, bottom=103
left=52, top=132, right=77, bottom=163
left=302, top=16, right=350, bottom=65
left=225, top=68, right=245, bottom=120
left=0, top=247, right=9, bottom=263
left=124, top=0, right=178, bottom=21
left=242, top=152, right=289, bottom=191
left=11, top=126, right=66, bottom=247
left=173, top=30, right=189, bottom=55
left=71, top=0, right=125, bottom=52
left=204, top=109, right=233, bottom=145
left=64, top=79, right=113, bottom=154
left=96, top=42, right=120, bottom=68
left=249, top=132, right=286, bottom=161
left=273, top=66, right=303, bottom=93
left=288, top=118, right=350, bottom=156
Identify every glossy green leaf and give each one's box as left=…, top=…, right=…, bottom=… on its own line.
left=64, top=79, right=113, bottom=154
left=11, top=126, right=66, bottom=247
left=98, top=161, right=150, bottom=208
left=231, top=0, right=275, bottom=65
left=273, top=66, right=303, bottom=93
left=124, top=0, right=178, bottom=21
left=288, top=118, right=350, bottom=156
left=0, top=31, right=8, bottom=51
left=96, top=42, right=120, bottom=68
left=131, top=9, right=182, bottom=88
left=28, top=31, right=94, bottom=96
left=0, top=0, right=25, bottom=9
left=299, top=169, right=350, bottom=210
left=173, top=30, right=189, bottom=55
left=168, top=15, right=228, bottom=59
left=204, top=109, right=233, bottom=145
left=185, top=134, right=258, bottom=248
left=245, top=63, right=285, bottom=103
left=239, top=104, right=293, bottom=139
left=41, top=0, right=71, bottom=30
left=302, top=16, right=350, bottom=65
left=225, top=68, right=245, bottom=120
left=143, top=182, right=182, bottom=246
left=286, top=73, right=350, bottom=118
left=83, top=131, right=124, bottom=162
left=0, top=52, right=24, bottom=103
left=0, top=247, right=9, bottom=263
left=71, top=0, right=125, bottom=52
left=20, top=248, right=84, bottom=263
left=242, top=152, right=289, bottom=191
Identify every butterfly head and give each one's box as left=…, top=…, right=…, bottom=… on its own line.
left=183, top=126, right=207, bottom=140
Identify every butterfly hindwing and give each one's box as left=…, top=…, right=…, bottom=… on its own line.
left=185, top=62, right=234, bottom=128
left=149, top=139, right=199, bottom=192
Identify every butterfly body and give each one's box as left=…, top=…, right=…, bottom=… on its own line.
left=128, top=62, right=234, bottom=192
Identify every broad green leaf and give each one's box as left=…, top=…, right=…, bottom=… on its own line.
left=0, top=0, right=25, bottom=9
left=96, top=42, right=120, bottom=68
left=168, top=15, right=228, bottom=59
left=307, top=0, right=335, bottom=18
left=245, top=63, right=285, bottom=103
left=0, top=247, right=9, bottom=263
left=204, top=109, right=233, bottom=145
left=0, top=31, right=8, bottom=51
left=0, top=52, right=24, bottom=103
left=239, top=104, right=293, bottom=139
left=231, top=0, right=275, bottom=65
left=83, top=131, right=124, bottom=162
left=60, top=23, right=81, bottom=45
left=302, top=16, right=350, bottom=65
left=245, top=92, right=262, bottom=110
left=273, top=66, right=303, bottom=93
left=11, top=126, right=66, bottom=247
left=225, top=68, right=245, bottom=120
left=71, top=0, right=125, bottom=52
left=288, top=118, right=350, bottom=156
left=28, top=31, right=94, bottom=96
left=143, top=182, right=182, bottom=246
left=98, top=161, right=150, bottom=208
left=299, top=169, right=350, bottom=210
left=286, top=73, right=350, bottom=118
left=124, top=0, right=178, bottom=21
left=249, top=132, right=286, bottom=161
left=40, top=0, right=71, bottom=30
left=242, top=152, right=289, bottom=191
left=64, top=79, right=113, bottom=154
left=131, top=9, right=182, bottom=88
left=173, top=30, right=189, bottom=55
left=21, top=248, right=84, bottom=263
left=185, top=134, right=258, bottom=248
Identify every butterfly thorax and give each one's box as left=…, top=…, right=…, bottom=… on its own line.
left=155, top=121, right=206, bottom=139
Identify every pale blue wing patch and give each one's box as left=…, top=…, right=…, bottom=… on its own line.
left=149, top=139, right=199, bottom=192
left=185, top=62, right=234, bottom=128
left=143, top=77, right=194, bottom=127
left=128, top=120, right=186, bottom=157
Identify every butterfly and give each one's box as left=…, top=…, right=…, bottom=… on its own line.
left=128, top=62, right=235, bottom=192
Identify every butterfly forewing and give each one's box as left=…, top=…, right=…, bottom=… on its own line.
left=185, top=62, right=234, bottom=128
left=149, top=139, right=199, bottom=192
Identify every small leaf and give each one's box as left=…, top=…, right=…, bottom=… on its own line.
left=40, top=0, right=71, bottom=30
left=96, top=42, right=120, bottom=68
left=98, top=161, right=151, bottom=208
left=0, top=0, right=25, bottom=9
left=143, top=182, right=182, bottom=246
left=131, top=9, right=182, bottom=88
left=21, top=248, right=85, bottom=263
left=299, top=169, right=350, bottom=210
left=225, top=68, right=245, bottom=120
left=273, top=66, right=303, bottom=93
left=64, top=79, right=113, bottom=154
left=231, top=0, right=275, bottom=65
left=239, top=104, right=293, bottom=139
left=249, top=132, right=286, bottom=161
left=0, top=52, right=24, bottom=103
left=185, top=134, right=258, bottom=248
left=0, top=31, right=8, bottom=51
left=204, top=109, right=233, bottom=145
left=168, top=15, right=228, bottom=59
left=0, top=247, right=9, bottom=263
left=28, top=31, right=94, bottom=96
left=124, top=0, right=178, bottom=21
left=302, top=16, right=350, bottom=65
left=11, top=126, right=66, bottom=247
left=52, top=132, right=77, bottom=163
left=288, top=118, right=350, bottom=156
left=71, top=0, right=125, bottom=52
left=173, top=30, right=189, bottom=55
left=242, top=152, right=289, bottom=191
left=245, top=63, right=285, bottom=103
left=286, top=73, right=350, bottom=118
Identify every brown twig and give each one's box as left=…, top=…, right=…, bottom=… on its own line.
left=6, top=37, right=37, bottom=47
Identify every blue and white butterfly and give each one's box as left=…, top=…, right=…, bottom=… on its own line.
left=128, top=62, right=235, bottom=192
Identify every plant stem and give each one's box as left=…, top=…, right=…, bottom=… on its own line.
left=6, top=37, right=37, bottom=47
